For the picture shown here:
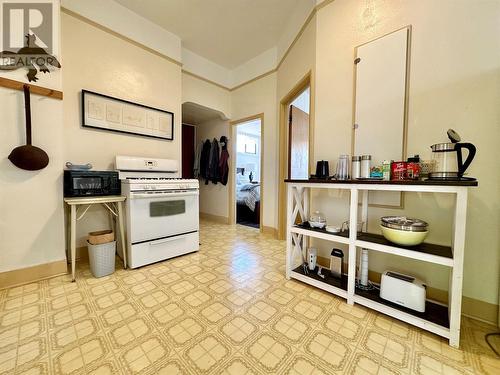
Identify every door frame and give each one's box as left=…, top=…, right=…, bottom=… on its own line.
left=228, top=113, right=264, bottom=231
left=278, top=71, right=314, bottom=240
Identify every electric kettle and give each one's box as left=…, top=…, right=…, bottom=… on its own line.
left=428, top=129, right=476, bottom=180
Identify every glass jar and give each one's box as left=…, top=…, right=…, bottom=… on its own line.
left=309, top=211, right=327, bottom=228
left=361, top=155, right=371, bottom=178
left=351, top=156, right=361, bottom=179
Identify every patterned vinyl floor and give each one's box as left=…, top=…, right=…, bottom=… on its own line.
left=0, top=220, right=499, bottom=374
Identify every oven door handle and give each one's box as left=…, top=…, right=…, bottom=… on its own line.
left=130, top=191, right=198, bottom=199
left=150, top=235, right=187, bottom=246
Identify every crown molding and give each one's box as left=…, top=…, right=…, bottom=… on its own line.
left=181, top=70, right=231, bottom=91
left=61, top=8, right=183, bottom=67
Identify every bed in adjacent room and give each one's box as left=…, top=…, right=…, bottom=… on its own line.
left=236, top=169, right=260, bottom=227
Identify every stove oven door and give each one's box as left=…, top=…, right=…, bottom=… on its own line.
left=128, top=189, right=199, bottom=243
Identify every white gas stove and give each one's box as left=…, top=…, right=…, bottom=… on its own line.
left=116, top=156, right=199, bottom=269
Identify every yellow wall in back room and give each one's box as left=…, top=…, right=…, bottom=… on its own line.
left=196, top=118, right=230, bottom=219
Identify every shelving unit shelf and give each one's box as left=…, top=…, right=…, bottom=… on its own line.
left=285, top=178, right=477, bottom=348
left=293, top=224, right=453, bottom=267
left=291, top=265, right=348, bottom=298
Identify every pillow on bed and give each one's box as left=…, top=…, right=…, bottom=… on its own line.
left=240, top=183, right=258, bottom=191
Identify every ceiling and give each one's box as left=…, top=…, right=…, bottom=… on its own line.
left=182, top=102, right=228, bottom=125
left=115, top=0, right=302, bottom=69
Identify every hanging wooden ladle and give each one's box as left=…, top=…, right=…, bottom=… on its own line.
left=8, top=85, right=49, bottom=170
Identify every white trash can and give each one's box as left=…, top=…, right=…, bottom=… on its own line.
left=88, top=241, right=116, bottom=278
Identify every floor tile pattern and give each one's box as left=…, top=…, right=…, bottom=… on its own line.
left=0, top=220, right=499, bottom=374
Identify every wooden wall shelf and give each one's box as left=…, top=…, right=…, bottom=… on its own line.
left=0, top=77, right=63, bottom=100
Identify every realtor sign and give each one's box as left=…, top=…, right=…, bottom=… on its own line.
left=0, top=1, right=60, bottom=81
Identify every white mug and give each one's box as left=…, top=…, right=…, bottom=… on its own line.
left=308, top=248, right=317, bottom=270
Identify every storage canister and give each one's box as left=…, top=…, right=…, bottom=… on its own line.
left=391, top=161, right=407, bottom=180
left=406, top=155, right=421, bottom=180
left=382, top=160, right=391, bottom=181
left=351, top=156, right=361, bottom=179
left=360, top=155, right=371, bottom=178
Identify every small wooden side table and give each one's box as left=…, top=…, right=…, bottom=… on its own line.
left=64, top=195, right=127, bottom=281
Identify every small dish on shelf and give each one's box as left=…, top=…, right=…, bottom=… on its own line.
left=65, top=162, right=92, bottom=170
left=326, top=225, right=341, bottom=233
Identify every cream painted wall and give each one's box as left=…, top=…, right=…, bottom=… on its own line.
left=0, top=87, right=65, bottom=271
left=0, top=0, right=65, bottom=272
left=196, top=119, right=230, bottom=219
left=314, top=0, right=500, bottom=305
left=181, top=72, right=231, bottom=119
left=277, top=15, right=316, bottom=101
left=62, top=12, right=182, bottom=247
left=277, top=0, right=316, bottom=63
left=231, top=73, right=278, bottom=229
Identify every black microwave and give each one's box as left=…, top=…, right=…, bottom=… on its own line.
left=64, top=170, right=121, bottom=197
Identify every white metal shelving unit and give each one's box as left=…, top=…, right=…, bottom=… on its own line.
left=285, top=179, right=477, bottom=348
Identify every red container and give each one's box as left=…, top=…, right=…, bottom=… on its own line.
left=391, top=161, right=407, bottom=180
left=406, top=162, right=421, bottom=180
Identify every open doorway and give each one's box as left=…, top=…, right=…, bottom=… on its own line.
left=288, top=87, right=310, bottom=179
left=278, top=73, right=313, bottom=239
left=231, top=116, right=263, bottom=229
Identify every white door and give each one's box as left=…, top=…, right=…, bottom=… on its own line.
left=354, top=27, right=409, bottom=206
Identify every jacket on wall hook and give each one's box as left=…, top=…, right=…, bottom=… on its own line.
left=197, top=136, right=229, bottom=185
left=219, top=136, right=229, bottom=186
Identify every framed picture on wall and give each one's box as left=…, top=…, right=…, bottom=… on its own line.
left=82, top=90, right=174, bottom=140
left=245, top=143, right=257, bottom=154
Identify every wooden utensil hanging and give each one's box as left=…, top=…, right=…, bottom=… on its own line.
left=8, top=85, right=49, bottom=170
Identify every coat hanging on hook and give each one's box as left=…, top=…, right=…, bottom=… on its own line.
left=219, top=136, right=229, bottom=185
left=219, top=136, right=228, bottom=148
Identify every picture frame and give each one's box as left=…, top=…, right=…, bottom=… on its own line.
left=81, top=89, right=174, bottom=140
left=245, top=143, right=257, bottom=154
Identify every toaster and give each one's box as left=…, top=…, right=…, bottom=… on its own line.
left=379, top=271, right=426, bottom=312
